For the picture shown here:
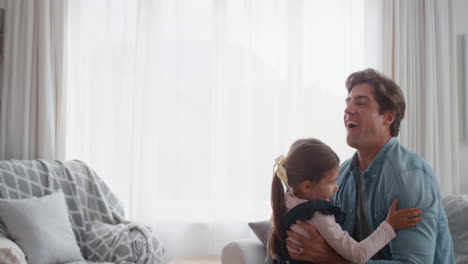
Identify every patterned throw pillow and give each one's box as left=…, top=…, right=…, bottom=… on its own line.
left=0, top=235, right=27, bottom=264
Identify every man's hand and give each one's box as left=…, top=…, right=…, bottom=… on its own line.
left=286, top=220, right=349, bottom=264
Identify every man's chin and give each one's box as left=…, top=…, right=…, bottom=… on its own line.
left=346, top=137, right=359, bottom=149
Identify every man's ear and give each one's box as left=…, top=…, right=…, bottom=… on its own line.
left=384, top=111, right=396, bottom=126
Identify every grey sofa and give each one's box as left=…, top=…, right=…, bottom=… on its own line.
left=222, top=194, right=468, bottom=264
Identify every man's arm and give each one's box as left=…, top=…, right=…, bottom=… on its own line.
left=286, top=220, right=349, bottom=264
left=368, top=169, right=439, bottom=263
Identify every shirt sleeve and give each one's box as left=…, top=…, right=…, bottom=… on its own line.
left=310, top=212, right=396, bottom=264
left=366, top=168, right=440, bottom=264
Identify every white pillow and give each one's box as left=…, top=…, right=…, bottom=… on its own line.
left=442, top=194, right=468, bottom=264
left=0, top=191, right=84, bottom=264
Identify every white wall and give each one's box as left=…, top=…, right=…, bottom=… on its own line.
left=453, top=0, right=468, bottom=194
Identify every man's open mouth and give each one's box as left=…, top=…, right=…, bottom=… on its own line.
left=347, top=121, right=358, bottom=128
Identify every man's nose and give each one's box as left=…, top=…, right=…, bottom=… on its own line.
left=344, top=103, right=355, bottom=114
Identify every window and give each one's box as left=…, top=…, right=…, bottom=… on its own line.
left=66, top=0, right=372, bottom=223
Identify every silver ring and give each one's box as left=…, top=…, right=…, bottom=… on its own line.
left=299, top=247, right=304, bottom=255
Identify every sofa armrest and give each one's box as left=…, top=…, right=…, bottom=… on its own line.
left=0, top=236, right=27, bottom=264
left=221, top=239, right=272, bottom=264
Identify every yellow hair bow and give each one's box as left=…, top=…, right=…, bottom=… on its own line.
left=274, top=155, right=289, bottom=187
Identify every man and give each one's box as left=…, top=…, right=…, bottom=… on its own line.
left=286, top=69, right=454, bottom=263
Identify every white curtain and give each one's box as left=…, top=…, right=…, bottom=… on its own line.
left=0, top=0, right=67, bottom=160
left=65, top=0, right=379, bottom=260
left=381, top=0, right=460, bottom=194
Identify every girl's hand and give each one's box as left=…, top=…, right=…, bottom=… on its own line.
left=386, top=199, right=423, bottom=231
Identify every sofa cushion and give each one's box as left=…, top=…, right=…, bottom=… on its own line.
left=248, top=220, right=271, bottom=247
left=442, top=194, right=468, bottom=264
left=0, top=191, right=83, bottom=264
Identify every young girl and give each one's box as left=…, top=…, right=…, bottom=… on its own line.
left=267, top=138, right=423, bottom=264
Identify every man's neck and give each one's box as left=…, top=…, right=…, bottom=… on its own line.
left=357, top=137, right=392, bottom=171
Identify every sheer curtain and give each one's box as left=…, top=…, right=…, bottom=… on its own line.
left=65, top=0, right=377, bottom=260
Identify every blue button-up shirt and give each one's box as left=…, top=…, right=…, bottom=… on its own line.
left=334, top=138, right=454, bottom=263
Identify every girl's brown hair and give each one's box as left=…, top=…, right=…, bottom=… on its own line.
left=267, top=138, right=340, bottom=260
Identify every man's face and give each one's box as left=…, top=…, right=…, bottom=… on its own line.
left=344, top=83, right=391, bottom=150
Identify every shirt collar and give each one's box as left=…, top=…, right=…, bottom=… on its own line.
left=348, top=138, right=398, bottom=178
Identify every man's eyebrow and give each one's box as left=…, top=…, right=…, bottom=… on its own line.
left=355, top=96, right=370, bottom=101
left=346, top=95, right=370, bottom=102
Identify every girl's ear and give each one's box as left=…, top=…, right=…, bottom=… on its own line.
left=299, top=180, right=313, bottom=194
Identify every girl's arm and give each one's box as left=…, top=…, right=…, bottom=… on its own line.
left=308, top=213, right=394, bottom=264
left=308, top=201, right=422, bottom=264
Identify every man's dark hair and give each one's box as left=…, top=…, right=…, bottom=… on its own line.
left=346, top=68, right=406, bottom=137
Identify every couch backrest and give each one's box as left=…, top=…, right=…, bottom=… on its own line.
left=443, top=194, right=468, bottom=264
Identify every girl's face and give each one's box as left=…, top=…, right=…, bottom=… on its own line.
left=303, top=166, right=339, bottom=202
